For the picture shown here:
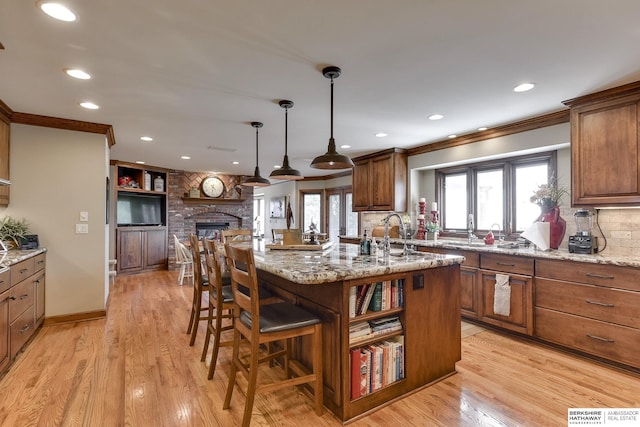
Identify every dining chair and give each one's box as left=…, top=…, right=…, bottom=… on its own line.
left=186, top=233, right=209, bottom=346
left=173, top=234, right=194, bottom=286
left=223, top=243, right=323, bottom=427
left=221, top=228, right=252, bottom=243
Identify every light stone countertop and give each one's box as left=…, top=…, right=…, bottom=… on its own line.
left=253, top=242, right=464, bottom=285
left=341, top=236, right=640, bottom=269
left=0, top=248, right=47, bottom=269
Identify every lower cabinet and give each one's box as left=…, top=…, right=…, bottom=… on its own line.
left=479, top=270, right=533, bottom=335
left=0, top=288, right=9, bottom=372
left=117, top=227, right=167, bottom=273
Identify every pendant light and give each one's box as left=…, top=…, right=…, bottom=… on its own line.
left=270, top=100, right=303, bottom=180
left=243, top=122, right=270, bottom=187
left=310, top=66, right=354, bottom=170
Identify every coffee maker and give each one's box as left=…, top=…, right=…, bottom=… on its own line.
left=568, top=209, right=598, bottom=254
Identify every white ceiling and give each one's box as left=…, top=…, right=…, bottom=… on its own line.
left=1, top=1, right=640, bottom=178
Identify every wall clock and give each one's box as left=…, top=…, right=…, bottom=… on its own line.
left=201, top=176, right=225, bottom=198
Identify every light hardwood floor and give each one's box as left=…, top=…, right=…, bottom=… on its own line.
left=1, top=270, right=638, bottom=426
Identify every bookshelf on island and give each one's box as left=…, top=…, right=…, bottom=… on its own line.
left=255, top=246, right=462, bottom=423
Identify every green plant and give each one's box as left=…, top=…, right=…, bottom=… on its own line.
left=426, top=221, right=440, bottom=233
left=0, top=216, right=30, bottom=247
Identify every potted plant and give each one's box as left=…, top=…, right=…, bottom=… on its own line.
left=0, top=216, right=30, bottom=249
left=426, top=222, right=440, bottom=241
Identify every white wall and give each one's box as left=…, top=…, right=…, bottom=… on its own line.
left=0, top=124, right=109, bottom=317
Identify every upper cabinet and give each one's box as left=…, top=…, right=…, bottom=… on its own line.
left=352, top=148, right=407, bottom=212
left=563, top=81, right=640, bottom=207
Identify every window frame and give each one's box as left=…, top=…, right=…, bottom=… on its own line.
left=436, top=151, right=557, bottom=239
left=299, top=189, right=324, bottom=233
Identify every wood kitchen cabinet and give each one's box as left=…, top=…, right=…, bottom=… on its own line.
left=352, top=148, right=407, bottom=212
left=0, top=268, right=11, bottom=373
left=0, top=118, right=10, bottom=206
left=563, top=80, right=640, bottom=206
left=117, top=227, right=167, bottom=274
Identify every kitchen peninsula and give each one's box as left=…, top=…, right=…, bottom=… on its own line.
left=251, top=242, right=464, bottom=423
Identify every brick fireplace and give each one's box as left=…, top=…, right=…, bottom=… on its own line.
left=167, top=170, right=253, bottom=270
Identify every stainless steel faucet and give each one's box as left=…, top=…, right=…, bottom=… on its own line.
left=382, top=213, right=408, bottom=257
left=467, top=214, right=475, bottom=243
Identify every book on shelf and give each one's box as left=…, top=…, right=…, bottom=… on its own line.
left=368, top=282, right=383, bottom=312
left=349, top=286, right=357, bottom=318
left=350, top=335, right=406, bottom=398
left=359, top=284, right=377, bottom=315
left=350, top=348, right=361, bottom=399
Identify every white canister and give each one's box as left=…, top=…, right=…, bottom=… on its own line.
left=154, top=175, right=164, bottom=192
left=143, top=172, right=151, bottom=191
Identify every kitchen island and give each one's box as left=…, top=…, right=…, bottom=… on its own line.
left=251, top=243, right=464, bottom=423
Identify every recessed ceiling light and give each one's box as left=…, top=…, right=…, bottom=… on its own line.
left=64, top=68, right=91, bottom=80
left=80, top=102, right=99, bottom=109
left=340, top=145, right=351, bottom=149
left=513, top=83, right=535, bottom=92
left=448, top=134, right=457, bottom=139
left=428, top=114, right=444, bottom=121
left=181, top=156, right=191, bottom=160
left=232, top=161, right=239, bottom=165
left=375, top=132, right=387, bottom=138
left=140, top=136, right=153, bottom=141
left=478, top=127, right=488, bottom=131
left=39, top=2, right=76, bottom=22
left=135, top=161, right=145, bottom=165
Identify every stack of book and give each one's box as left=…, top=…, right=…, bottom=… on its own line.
left=349, top=321, right=372, bottom=344
left=349, top=279, right=405, bottom=318
left=369, top=316, right=402, bottom=336
left=350, top=335, right=405, bottom=399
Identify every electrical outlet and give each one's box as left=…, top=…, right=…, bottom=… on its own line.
left=80, top=211, right=89, bottom=222
left=76, top=223, right=89, bottom=234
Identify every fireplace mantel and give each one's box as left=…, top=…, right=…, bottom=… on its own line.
left=181, top=197, right=246, bottom=204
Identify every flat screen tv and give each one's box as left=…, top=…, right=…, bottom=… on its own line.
left=117, top=194, right=164, bottom=226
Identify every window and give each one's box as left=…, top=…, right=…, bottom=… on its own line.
left=300, top=190, right=323, bottom=233
left=253, top=196, right=265, bottom=238
left=326, top=187, right=357, bottom=243
left=437, top=151, right=556, bottom=238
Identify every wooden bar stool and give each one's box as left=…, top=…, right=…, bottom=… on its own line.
left=223, top=243, right=323, bottom=427
left=201, top=238, right=280, bottom=379
left=221, top=228, right=252, bottom=243
left=186, top=233, right=209, bottom=346
left=173, top=235, right=193, bottom=286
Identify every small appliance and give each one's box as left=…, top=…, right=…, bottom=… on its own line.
left=568, top=209, right=598, bottom=254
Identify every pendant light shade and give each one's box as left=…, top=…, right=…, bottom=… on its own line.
left=243, top=122, right=270, bottom=187
left=310, top=66, right=354, bottom=170
left=270, top=100, right=303, bottom=180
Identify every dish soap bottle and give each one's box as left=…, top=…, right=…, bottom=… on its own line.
left=360, top=229, right=370, bottom=255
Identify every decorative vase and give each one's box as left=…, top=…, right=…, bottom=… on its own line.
left=539, top=205, right=566, bottom=249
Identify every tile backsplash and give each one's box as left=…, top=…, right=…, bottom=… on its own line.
left=362, top=208, right=640, bottom=257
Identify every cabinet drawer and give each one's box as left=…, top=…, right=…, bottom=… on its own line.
left=0, top=268, right=9, bottom=293
left=536, top=278, right=640, bottom=329
left=536, top=259, right=640, bottom=292
left=480, top=253, right=533, bottom=276
left=9, top=279, right=35, bottom=322
left=34, top=253, right=46, bottom=272
left=10, top=304, right=35, bottom=359
left=10, top=258, right=35, bottom=286
left=422, top=247, right=479, bottom=268
left=536, top=307, right=640, bottom=368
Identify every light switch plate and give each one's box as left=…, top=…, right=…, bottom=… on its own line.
left=76, top=223, right=89, bottom=234
left=80, top=211, right=89, bottom=222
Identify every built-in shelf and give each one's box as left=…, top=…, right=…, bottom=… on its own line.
left=181, top=197, right=246, bottom=204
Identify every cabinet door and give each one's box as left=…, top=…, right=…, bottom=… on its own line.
left=117, top=229, right=144, bottom=272
left=479, top=270, right=533, bottom=335
left=352, top=159, right=371, bottom=211
left=370, top=155, right=393, bottom=210
left=0, top=291, right=9, bottom=372
left=144, top=229, right=167, bottom=269
left=571, top=99, right=640, bottom=205
left=34, top=271, right=45, bottom=325
left=460, top=267, right=479, bottom=319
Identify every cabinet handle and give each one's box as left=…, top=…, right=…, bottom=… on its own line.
left=586, top=299, right=614, bottom=308
left=19, top=324, right=30, bottom=334
left=586, top=333, right=614, bottom=343
left=37, top=260, right=44, bottom=264
left=0, top=280, right=4, bottom=284
left=20, top=268, right=28, bottom=273
left=8, top=296, right=16, bottom=301
left=496, top=262, right=515, bottom=267
left=586, top=273, right=614, bottom=280
left=19, top=293, right=29, bottom=300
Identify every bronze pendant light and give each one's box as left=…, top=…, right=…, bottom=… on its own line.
left=270, top=100, right=303, bottom=180
left=243, top=121, right=270, bottom=187
left=310, top=66, right=354, bottom=169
